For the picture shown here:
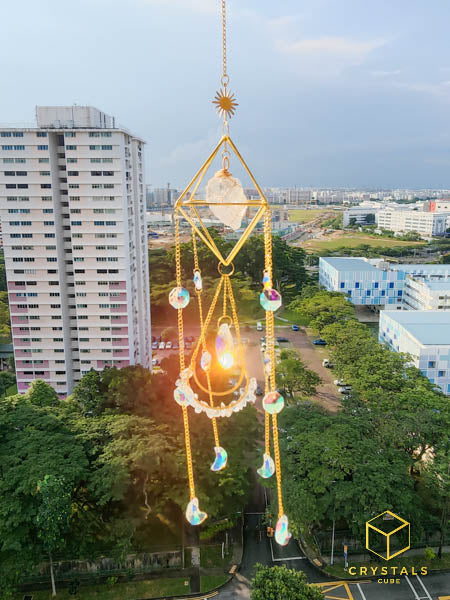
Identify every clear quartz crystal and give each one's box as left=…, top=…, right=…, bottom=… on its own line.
left=215, top=323, right=234, bottom=369
left=200, top=350, right=212, bottom=371
left=205, top=168, right=247, bottom=230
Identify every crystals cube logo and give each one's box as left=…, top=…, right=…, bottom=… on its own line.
left=366, top=511, right=410, bottom=560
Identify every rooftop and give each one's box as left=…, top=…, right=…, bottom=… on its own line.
left=382, top=311, right=450, bottom=346
left=320, top=257, right=380, bottom=272
left=408, top=278, right=450, bottom=291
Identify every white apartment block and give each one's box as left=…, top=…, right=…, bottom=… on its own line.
left=0, top=106, right=151, bottom=396
left=376, top=209, right=449, bottom=238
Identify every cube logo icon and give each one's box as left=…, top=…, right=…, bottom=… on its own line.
left=366, top=511, right=410, bottom=561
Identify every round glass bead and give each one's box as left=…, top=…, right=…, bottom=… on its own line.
left=169, top=286, right=190, bottom=309
left=260, top=288, right=282, bottom=312
left=262, top=391, right=284, bottom=415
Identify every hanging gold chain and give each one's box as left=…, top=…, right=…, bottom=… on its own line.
left=221, top=0, right=227, bottom=83
left=191, top=217, right=220, bottom=448
left=175, top=212, right=196, bottom=500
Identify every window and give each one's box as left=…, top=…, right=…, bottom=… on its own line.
left=1, top=132, right=11, bottom=137
left=68, top=171, right=79, bottom=176
left=105, top=221, right=116, bottom=226
left=40, top=171, right=50, bottom=176
left=71, top=221, right=82, bottom=226
left=428, top=361, right=436, bottom=368
left=43, top=208, right=53, bottom=213
left=94, top=221, right=105, bottom=226
left=438, top=370, right=445, bottom=377
left=44, top=221, right=55, bottom=226
left=103, top=171, right=113, bottom=176
left=91, top=170, right=102, bottom=176
left=38, top=158, right=50, bottom=163
left=36, top=132, right=47, bottom=138
left=355, top=282, right=359, bottom=288
left=66, top=145, right=77, bottom=150
left=389, top=282, right=394, bottom=289
left=90, top=158, right=101, bottom=163
left=65, top=132, right=76, bottom=137
left=102, top=145, right=112, bottom=150
left=41, top=184, right=51, bottom=189
left=89, top=145, right=100, bottom=150
left=69, top=184, right=79, bottom=189
left=340, top=282, right=345, bottom=289
left=37, top=145, right=48, bottom=150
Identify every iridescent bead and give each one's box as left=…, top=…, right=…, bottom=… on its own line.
left=275, top=514, right=291, bottom=546
left=260, top=288, right=282, bottom=312
left=169, top=286, right=190, bottom=309
left=193, top=270, right=202, bottom=291
left=257, top=453, right=275, bottom=479
left=262, top=391, right=284, bottom=415
left=210, top=446, right=228, bottom=472
left=185, top=497, right=208, bottom=526
left=262, top=271, right=271, bottom=290
left=200, top=351, right=212, bottom=371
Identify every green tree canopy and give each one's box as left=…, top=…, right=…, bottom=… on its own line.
left=251, top=565, right=323, bottom=600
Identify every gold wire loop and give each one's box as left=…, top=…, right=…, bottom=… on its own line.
left=217, top=314, right=233, bottom=328
left=218, top=262, right=235, bottom=276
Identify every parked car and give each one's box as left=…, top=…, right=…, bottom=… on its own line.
left=260, top=336, right=266, bottom=342
left=185, top=335, right=195, bottom=343
left=152, top=358, right=161, bottom=366
left=334, top=379, right=347, bottom=386
left=338, top=385, right=352, bottom=394
left=292, top=324, right=300, bottom=331
left=255, top=386, right=263, bottom=396
left=256, top=322, right=263, bottom=331
left=313, top=338, right=327, bottom=345
left=158, top=341, right=165, bottom=350
left=166, top=341, right=172, bottom=350
left=276, top=336, right=289, bottom=343
left=322, top=359, right=335, bottom=368
left=151, top=341, right=158, bottom=350
left=173, top=341, right=179, bottom=350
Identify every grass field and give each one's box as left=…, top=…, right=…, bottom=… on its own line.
left=17, top=578, right=189, bottom=600
left=200, top=575, right=230, bottom=592
left=303, top=233, right=425, bottom=252
left=288, top=209, right=332, bottom=223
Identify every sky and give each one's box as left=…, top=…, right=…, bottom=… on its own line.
left=2, top=0, right=450, bottom=189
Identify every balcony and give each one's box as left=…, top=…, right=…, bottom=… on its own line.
left=112, top=338, right=128, bottom=346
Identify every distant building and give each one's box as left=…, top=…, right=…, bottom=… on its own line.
left=319, top=257, right=450, bottom=309
left=343, top=207, right=378, bottom=227
left=403, top=277, right=450, bottom=311
left=147, top=186, right=179, bottom=208
left=0, top=106, right=151, bottom=396
left=379, top=310, right=450, bottom=395
left=376, top=209, right=449, bottom=238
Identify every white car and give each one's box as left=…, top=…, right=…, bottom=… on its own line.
left=166, top=341, right=172, bottom=349
left=158, top=341, right=165, bottom=350
left=334, top=379, right=346, bottom=386
left=256, top=322, right=263, bottom=331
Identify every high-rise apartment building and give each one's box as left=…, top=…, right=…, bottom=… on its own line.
left=0, top=106, right=151, bottom=396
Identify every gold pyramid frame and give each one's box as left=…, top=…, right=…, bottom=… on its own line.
left=174, top=134, right=269, bottom=266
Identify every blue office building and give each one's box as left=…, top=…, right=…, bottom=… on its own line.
left=319, top=257, right=450, bottom=308
left=379, top=311, right=450, bottom=395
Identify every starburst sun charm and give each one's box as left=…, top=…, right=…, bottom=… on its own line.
left=213, top=86, right=238, bottom=119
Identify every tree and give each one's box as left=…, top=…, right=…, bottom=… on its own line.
left=36, top=475, right=71, bottom=596
left=276, top=350, right=321, bottom=401
left=0, top=291, right=10, bottom=341
left=161, top=326, right=177, bottom=341
left=251, top=565, right=323, bottom=600
left=289, top=290, right=355, bottom=333
left=72, top=369, right=103, bottom=415
left=26, top=379, right=59, bottom=407
left=0, top=371, right=15, bottom=397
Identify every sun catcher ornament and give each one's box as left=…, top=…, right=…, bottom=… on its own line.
left=168, top=0, right=290, bottom=546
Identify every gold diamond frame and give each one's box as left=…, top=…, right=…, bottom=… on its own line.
left=174, top=134, right=269, bottom=266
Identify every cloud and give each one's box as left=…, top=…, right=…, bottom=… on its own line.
left=138, top=0, right=215, bottom=14
left=371, top=69, right=402, bottom=78
left=278, top=35, right=385, bottom=60
left=157, top=126, right=222, bottom=169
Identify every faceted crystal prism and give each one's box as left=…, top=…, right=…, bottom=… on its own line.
left=262, top=391, right=284, bottom=415
left=215, top=323, right=234, bottom=370
left=193, top=270, right=202, bottom=291
left=260, top=288, right=282, bottom=312
left=275, top=514, right=292, bottom=546
left=169, top=286, right=190, bottom=309
left=210, top=446, right=228, bottom=472
left=185, top=497, right=208, bottom=526
left=200, top=351, right=212, bottom=371
left=257, top=453, right=275, bottom=479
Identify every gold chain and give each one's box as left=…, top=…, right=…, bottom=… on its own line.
left=191, top=219, right=220, bottom=448
left=221, top=0, right=227, bottom=81
left=175, top=212, right=196, bottom=500
left=263, top=210, right=285, bottom=517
